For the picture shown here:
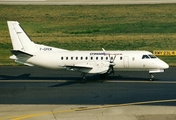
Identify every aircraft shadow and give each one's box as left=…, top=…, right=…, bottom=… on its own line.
left=0, top=73, right=154, bottom=81
left=0, top=74, right=80, bottom=80
left=0, top=73, right=151, bottom=81
left=0, top=73, right=159, bottom=88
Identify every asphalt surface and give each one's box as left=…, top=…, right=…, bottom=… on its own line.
left=0, top=66, right=176, bottom=105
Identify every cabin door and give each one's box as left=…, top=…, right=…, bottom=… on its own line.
left=123, top=56, right=129, bottom=68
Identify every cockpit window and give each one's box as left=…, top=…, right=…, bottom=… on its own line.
left=142, top=55, right=150, bottom=59
left=148, top=54, right=157, bottom=58
left=142, top=54, right=157, bottom=59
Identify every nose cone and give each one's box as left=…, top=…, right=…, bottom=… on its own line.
left=160, top=60, right=169, bottom=69
left=163, top=62, right=169, bottom=69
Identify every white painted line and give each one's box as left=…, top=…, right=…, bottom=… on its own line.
left=1, top=79, right=176, bottom=84
left=107, top=80, right=176, bottom=84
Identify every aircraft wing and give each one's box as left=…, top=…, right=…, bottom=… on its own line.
left=63, top=63, right=93, bottom=73
left=63, top=61, right=110, bottom=74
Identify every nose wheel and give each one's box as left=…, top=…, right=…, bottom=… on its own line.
left=150, top=73, right=154, bottom=81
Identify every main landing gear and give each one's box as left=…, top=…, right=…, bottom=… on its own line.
left=149, top=73, right=154, bottom=81
left=81, top=73, right=107, bottom=83
left=100, top=73, right=107, bottom=83
left=81, top=73, right=87, bottom=83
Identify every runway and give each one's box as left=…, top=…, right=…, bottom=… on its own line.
left=0, top=66, right=176, bottom=105
left=0, top=66, right=176, bottom=119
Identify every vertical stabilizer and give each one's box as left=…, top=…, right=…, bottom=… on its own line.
left=7, top=21, right=36, bottom=54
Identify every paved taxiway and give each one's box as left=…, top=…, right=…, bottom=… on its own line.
left=0, top=66, right=176, bottom=120
left=0, top=66, right=176, bottom=104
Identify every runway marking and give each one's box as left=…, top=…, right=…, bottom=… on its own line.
left=107, top=80, right=176, bottom=84
left=0, top=80, right=69, bottom=83
left=1, top=79, right=176, bottom=84
left=1, top=99, right=176, bottom=120
left=73, top=99, right=176, bottom=111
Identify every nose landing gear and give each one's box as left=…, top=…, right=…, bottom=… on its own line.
left=150, top=73, right=154, bottom=81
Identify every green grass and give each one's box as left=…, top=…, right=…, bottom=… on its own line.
left=0, top=4, right=176, bottom=66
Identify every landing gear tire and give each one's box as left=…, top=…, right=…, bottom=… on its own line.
left=82, top=77, right=87, bottom=83
left=149, top=73, right=154, bottom=81
left=81, top=73, right=87, bottom=83
left=100, top=73, right=106, bottom=83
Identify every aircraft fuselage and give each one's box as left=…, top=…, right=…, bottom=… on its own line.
left=27, top=50, right=168, bottom=74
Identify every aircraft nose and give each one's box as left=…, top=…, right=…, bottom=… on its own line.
left=161, top=61, right=169, bottom=69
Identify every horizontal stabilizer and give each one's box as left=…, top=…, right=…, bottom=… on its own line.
left=10, top=50, right=33, bottom=58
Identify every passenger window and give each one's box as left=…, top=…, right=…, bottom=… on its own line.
left=71, top=57, right=73, bottom=60
left=142, top=55, right=150, bottom=59
left=61, top=57, right=63, bottom=60
left=76, top=57, right=78, bottom=60
left=91, top=57, right=93, bottom=60
left=110, top=57, right=113, bottom=60
left=132, top=57, right=135, bottom=61
left=96, top=57, right=98, bottom=60
left=81, top=57, right=83, bottom=60
left=101, top=57, right=103, bottom=60
left=106, top=57, right=108, bottom=60
left=85, top=57, right=88, bottom=60
left=66, top=57, right=68, bottom=60
left=120, top=57, right=122, bottom=60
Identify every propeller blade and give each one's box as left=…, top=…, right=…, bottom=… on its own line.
left=113, top=54, right=117, bottom=62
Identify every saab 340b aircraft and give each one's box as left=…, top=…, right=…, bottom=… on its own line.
left=7, top=21, right=169, bottom=82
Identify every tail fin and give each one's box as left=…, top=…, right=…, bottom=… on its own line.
left=7, top=21, right=36, bottom=54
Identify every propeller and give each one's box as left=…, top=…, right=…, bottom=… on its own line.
left=108, top=53, right=117, bottom=75
left=102, top=48, right=117, bottom=75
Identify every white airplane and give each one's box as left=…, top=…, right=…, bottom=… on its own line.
left=7, top=21, right=169, bottom=82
